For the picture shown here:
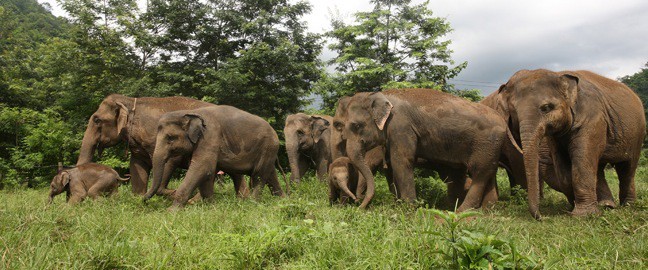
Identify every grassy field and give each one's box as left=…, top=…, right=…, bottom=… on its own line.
left=1, top=166, right=647, bottom=269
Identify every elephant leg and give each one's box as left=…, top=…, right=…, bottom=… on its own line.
left=615, top=160, right=637, bottom=206
left=231, top=174, right=250, bottom=198
left=481, top=176, right=499, bottom=209
left=355, top=174, right=366, bottom=201
left=263, top=165, right=285, bottom=197
left=171, top=157, right=215, bottom=210
left=129, top=157, right=151, bottom=195
left=457, top=161, right=498, bottom=212
left=87, top=179, right=115, bottom=199
left=596, top=164, right=616, bottom=208
left=389, top=142, right=417, bottom=202
left=569, top=134, right=604, bottom=216
left=441, top=168, right=467, bottom=209
left=316, top=159, right=329, bottom=182
left=385, top=168, right=397, bottom=197
left=198, top=174, right=216, bottom=201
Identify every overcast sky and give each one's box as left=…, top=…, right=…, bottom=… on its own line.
left=43, top=0, right=648, bottom=95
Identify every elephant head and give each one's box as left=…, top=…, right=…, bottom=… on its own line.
left=49, top=170, right=72, bottom=203
left=343, top=92, right=392, bottom=208
left=144, top=112, right=205, bottom=200
left=497, top=69, right=578, bottom=219
left=329, top=157, right=357, bottom=201
left=284, top=113, right=330, bottom=183
left=77, top=94, right=134, bottom=165
left=331, top=96, right=353, bottom=160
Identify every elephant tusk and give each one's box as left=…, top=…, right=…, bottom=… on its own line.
left=507, top=128, right=524, bottom=154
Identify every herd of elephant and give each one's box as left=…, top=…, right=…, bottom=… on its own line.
left=49, top=69, right=646, bottom=220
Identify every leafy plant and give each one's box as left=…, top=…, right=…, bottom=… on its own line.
left=419, top=209, right=540, bottom=269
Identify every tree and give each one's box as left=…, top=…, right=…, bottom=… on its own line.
left=321, top=0, right=466, bottom=108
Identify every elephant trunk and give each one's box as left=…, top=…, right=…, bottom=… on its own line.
left=348, top=141, right=374, bottom=209
left=144, top=150, right=166, bottom=200
left=77, top=122, right=99, bottom=165
left=520, top=120, right=545, bottom=220
left=338, top=176, right=357, bottom=201
left=48, top=192, right=55, bottom=204
left=285, top=134, right=302, bottom=183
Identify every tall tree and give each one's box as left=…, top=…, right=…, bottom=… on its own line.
left=321, top=0, right=466, bottom=108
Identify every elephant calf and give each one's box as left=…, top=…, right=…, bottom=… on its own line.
left=328, top=157, right=358, bottom=205
left=49, top=163, right=129, bottom=204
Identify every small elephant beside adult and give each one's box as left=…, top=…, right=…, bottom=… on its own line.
left=284, top=113, right=332, bottom=183
left=493, top=69, right=645, bottom=219
left=49, top=163, right=129, bottom=204
left=77, top=94, right=249, bottom=198
left=143, top=105, right=286, bottom=209
left=342, top=89, right=506, bottom=211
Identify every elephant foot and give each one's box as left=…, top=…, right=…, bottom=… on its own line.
left=598, top=199, right=616, bottom=209
left=188, top=193, right=202, bottom=205
left=167, top=204, right=184, bottom=212
left=570, top=204, right=600, bottom=217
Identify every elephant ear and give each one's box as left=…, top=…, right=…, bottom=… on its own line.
left=310, top=116, right=330, bottom=143
left=60, top=171, right=71, bottom=187
left=496, top=83, right=524, bottom=154
left=115, top=102, right=130, bottom=136
left=369, top=92, right=393, bottom=130
left=560, top=74, right=579, bottom=107
left=183, top=114, right=206, bottom=144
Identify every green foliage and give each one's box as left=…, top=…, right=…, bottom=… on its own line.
left=420, top=209, right=540, bottom=269
left=321, top=0, right=467, bottom=108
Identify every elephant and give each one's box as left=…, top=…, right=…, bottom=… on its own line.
left=494, top=69, right=645, bottom=219
left=49, top=163, right=129, bottom=204
left=284, top=113, right=332, bottom=183
left=143, top=105, right=286, bottom=209
left=342, top=89, right=506, bottom=211
left=328, top=157, right=358, bottom=204
left=77, top=94, right=222, bottom=195
left=482, top=92, right=617, bottom=208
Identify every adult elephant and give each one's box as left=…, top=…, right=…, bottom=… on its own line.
left=343, top=89, right=506, bottom=210
left=495, top=69, right=645, bottom=219
left=143, top=105, right=285, bottom=209
left=481, top=92, right=616, bottom=208
left=77, top=94, right=221, bottom=195
left=284, top=113, right=332, bottom=183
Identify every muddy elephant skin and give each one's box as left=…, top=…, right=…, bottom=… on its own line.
left=143, top=105, right=285, bottom=209
left=343, top=89, right=506, bottom=211
left=495, top=69, right=646, bottom=219
left=49, top=163, right=129, bottom=204
left=284, top=113, right=332, bottom=183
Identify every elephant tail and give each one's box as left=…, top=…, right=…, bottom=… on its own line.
left=276, top=159, right=290, bottom=195
left=116, top=174, right=130, bottom=182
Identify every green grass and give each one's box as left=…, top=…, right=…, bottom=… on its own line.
left=1, top=167, right=647, bottom=269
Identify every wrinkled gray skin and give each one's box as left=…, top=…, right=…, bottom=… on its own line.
left=78, top=94, right=249, bottom=200
left=284, top=113, right=332, bottom=183
left=343, top=89, right=505, bottom=211
left=482, top=92, right=616, bottom=208
left=328, top=157, right=358, bottom=204
left=495, top=69, right=645, bottom=219
left=143, top=106, right=285, bottom=210
left=49, top=163, right=129, bottom=204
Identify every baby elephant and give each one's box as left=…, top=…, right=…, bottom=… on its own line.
left=328, top=157, right=359, bottom=205
left=49, top=163, right=129, bottom=204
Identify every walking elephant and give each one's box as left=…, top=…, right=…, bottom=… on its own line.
left=494, top=69, right=645, bottom=219
left=49, top=163, right=129, bottom=204
left=143, top=105, right=285, bottom=209
left=76, top=94, right=229, bottom=195
left=284, top=113, right=332, bottom=183
left=343, top=89, right=506, bottom=211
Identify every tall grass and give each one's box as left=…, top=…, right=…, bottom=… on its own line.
left=0, top=168, right=646, bottom=269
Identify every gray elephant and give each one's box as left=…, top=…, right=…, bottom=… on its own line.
left=143, top=105, right=285, bottom=209
left=343, top=89, right=505, bottom=211
left=494, top=69, right=645, bottom=219
left=328, top=157, right=358, bottom=204
left=77, top=94, right=249, bottom=198
left=49, top=163, right=129, bottom=204
left=284, top=113, right=332, bottom=183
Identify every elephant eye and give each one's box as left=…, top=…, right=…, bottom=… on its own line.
left=540, top=103, right=555, bottom=113
left=297, top=130, right=305, bottom=137
left=166, top=135, right=176, bottom=143
left=93, top=116, right=102, bottom=124
left=334, top=121, right=344, bottom=131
